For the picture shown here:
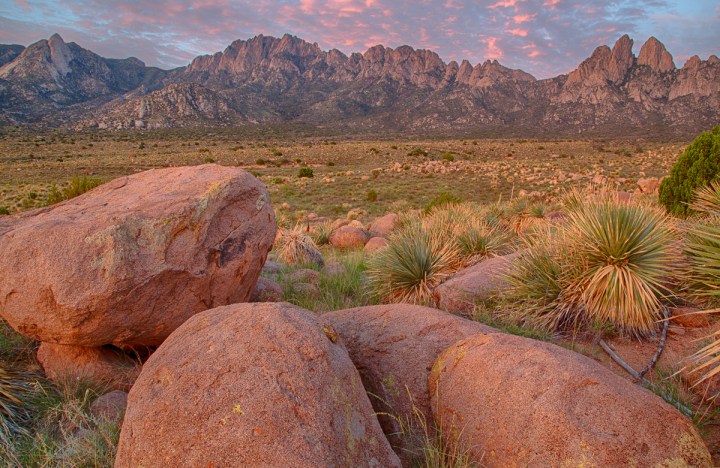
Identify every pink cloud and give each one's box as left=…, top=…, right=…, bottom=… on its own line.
left=488, top=0, right=518, bottom=9
left=506, top=28, right=528, bottom=36
left=483, top=36, right=503, bottom=59
left=513, top=14, right=534, bottom=23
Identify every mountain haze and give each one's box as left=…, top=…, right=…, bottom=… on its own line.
left=0, top=33, right=718, bottom=136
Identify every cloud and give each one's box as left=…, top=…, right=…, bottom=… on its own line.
left=0, top=0, right=716, bottom=78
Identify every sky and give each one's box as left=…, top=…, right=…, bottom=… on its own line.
left=1, top=0, right=718, bottom=78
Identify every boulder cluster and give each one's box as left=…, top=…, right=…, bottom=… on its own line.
left=0, top=166, right=712, bottom=466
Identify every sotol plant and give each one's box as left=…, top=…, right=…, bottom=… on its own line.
left=368, top=225, right=459, bottom=305
left=659, top=125, right=720, bottom=217
left=274, top=227, right=324, bottom=267
left=507, top=195, right=679, bottom=336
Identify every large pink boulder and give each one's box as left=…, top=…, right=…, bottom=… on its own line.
left=434, top=252, right=519, bottom=314
left=0, top=165, right=276, bottom=347
left=324, top=304, right=497, bottom=463
left=429, top=333, right=712, bottom=467
left=116, top=302, right=400, bottom=467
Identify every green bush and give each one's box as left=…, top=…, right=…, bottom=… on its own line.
left=659, top=126, right=720, bottom=216
left=203, top=156, right=215, bottom=164
left=367, top=189, right=378, bottom=202
left=407, top=147, right=428, bottom=157
left=441, top=152, right=454, bottom=162
left=0, top=207, right=9, bottom=215
left=297, top=167, right=314, bottom=178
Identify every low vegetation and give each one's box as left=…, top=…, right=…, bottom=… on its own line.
left=660, top=125, right=720, bottom=216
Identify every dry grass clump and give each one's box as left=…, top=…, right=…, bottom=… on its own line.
left=274, top=226, right=324, bottom=266
left=507, top=193, right=679, bottom=336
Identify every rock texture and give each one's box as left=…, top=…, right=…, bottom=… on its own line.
left=90, top=390, right=128, bottom=422
left=1, top=33, right=718, bottom=136
left=249, top=277, right=283, bottom=302
left=429, top=333, right=712, bottom=467
left=36, top=343, right=139, bottom=391
left=324, top=304, right=497, bottom=462
left=0, top=164, right=276, bottom=347
left=434, top=252, right=519, bottom=314
left=368, top=213, right=398, bottom=237
left=115, top=302, right=400, bottom=467
left=364, top=236, right=389, bottom=253
left=329, top=225, right=371, bottom=249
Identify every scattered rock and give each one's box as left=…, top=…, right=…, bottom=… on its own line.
left=37, top=343, right=139, bottom=391
left=429, top=333, right=712, bottom=467
left=262, top=260, right=285, bottom=275
left=364, top=236, right=389, bottom=253
left=324, top=304, right=497, bottom=462
left=90, top=390, right=128, bottom=422
left=328, top=225, right=371, bottom=249
left=322, top=261, right=347, bottom=277
left=434, top=252, right=520, bottom=314
left=367, top=213, right=398, bottom=237
left=249, top=277, right=283, bottom=302
left=116, top=302, right=400, bottom=467
left=0, top=165, right=276, bottom=347
left=287, top=268, right=320, bottom=284
left=293, top=283, right=320, bottom=298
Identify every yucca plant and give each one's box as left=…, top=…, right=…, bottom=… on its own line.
left=274, top=226, right=324, bottom=267
left=506, top=197, right=679, bottom=336
left=565, top=201, right=679, bottom=335
left=368, top=225, right=460, bottom=305
left=683, top=182, right=720, bottom=396
left=0, top=366, right=37, bottom=446
left=505, top=227, right=582, bottom=331
left=457, top=222, right=514, bottom=265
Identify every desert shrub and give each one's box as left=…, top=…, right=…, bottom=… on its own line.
left=297, top=167, right=314, bottom=178
left=441, top=152, right=454, bottom=162
left=255, top=158, right=266, bottom=165
left=0, top=207, right=9, bottom=215
left=274, top=227, right=324, bottom=266
left=457, top=222, right=514, bottom=264
left=368, top=225, right=459, bottom=305
left=407, top=147, right=428, bottom=157
left=46, top=176, right=102, bottom=205
left=203, top=156, right=215, bottom=164
left=424, top=192, right=462, bottom=214
left=507, top=196, right=679, bottom=336
left=367, top=189, right=378, bottom=202
left=684, top=181, right=720, bottom=305
left=659, top=125, right=720, bottom=216
left=310, top=221, right=334, bottom=246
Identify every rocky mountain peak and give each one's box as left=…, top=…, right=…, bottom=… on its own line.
left=637, top=36, right=675, bottom=72
left=608, top=34, right=634, bottom=83
left=47, top=33, right=73, bottom=76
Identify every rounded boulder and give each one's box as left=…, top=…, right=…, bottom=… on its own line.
left=329, top=225, right=370, bottom=249
left=0, top=165, right=276, bottom=347
left=115, top=302, right=400, bottom=467
left=324, top=304, right=497, bottom=462
left=429, top=333, right=712, bottom=467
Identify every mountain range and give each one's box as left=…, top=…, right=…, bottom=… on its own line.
left=0, top=33, right=718, bottom=137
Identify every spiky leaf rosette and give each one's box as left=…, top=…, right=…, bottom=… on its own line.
left=0, top=366, right=36, bottom=445
left=457, top=222, right=514, bottom=265
left=368, top=225, right=460, bottom=305
left=566, top=201, right=678, bottom=335
left=504, top=226, right=583, bottom=330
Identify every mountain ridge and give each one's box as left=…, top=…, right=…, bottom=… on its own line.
left=0, top=33, right=718, bottom=137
